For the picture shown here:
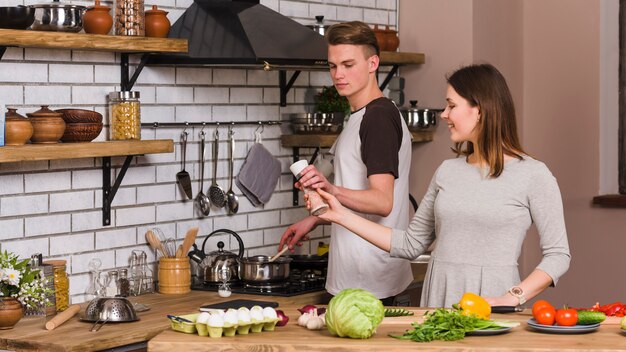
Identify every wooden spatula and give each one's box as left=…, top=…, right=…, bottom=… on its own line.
left=178, top=227, right=199, bottom=257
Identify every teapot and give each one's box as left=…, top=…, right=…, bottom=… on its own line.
left=190, top=229, right=244, bottom=284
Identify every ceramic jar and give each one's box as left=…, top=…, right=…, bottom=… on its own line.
left=145, top=5, right=170, bottom=38
left=372, top=24, right=388, bottom=51
left=4, top=108, right=33, bottom=146
left=0, top=297, right=24, bottom=330
left=26, top=106, right=66, bottom=144
left=385, top=26, right=399, bottom=51
left=83, top=0, right=113, bottom=35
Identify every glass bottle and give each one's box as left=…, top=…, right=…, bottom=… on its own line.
left=118, top=269, right=130, bottom=297
left=46, top=260, right=69, bottom=312
left=105, top=270, right=119, bottom=297
left=85, top=258, right=102, bottom=300
left=114, top=0, right=145, bottom=36
left=129, top=251, right=141, bottom=296
left=140, top=251, right=154, bottom=293
left=108, top=91, right=141, bottom=140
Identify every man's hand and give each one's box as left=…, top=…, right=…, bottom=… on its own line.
left=279, top=216, right=319, bottom=251
left=296, top=164, right=336, bottom=195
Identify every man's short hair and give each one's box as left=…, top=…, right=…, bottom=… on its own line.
left=325, top=21, right=379, bottom=58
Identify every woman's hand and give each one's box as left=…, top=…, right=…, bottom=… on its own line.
left=483, top=294, right=519, bottom=307
left=307, top=188, right=348, bottom=224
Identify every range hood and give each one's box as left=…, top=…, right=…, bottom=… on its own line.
left=147, top=0, right=329, bottom=69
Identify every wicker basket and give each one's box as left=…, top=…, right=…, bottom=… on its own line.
left=61, top=122, right=103, bottom=142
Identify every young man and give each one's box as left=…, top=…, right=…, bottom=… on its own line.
left=279, top=21, right=413, bottom=303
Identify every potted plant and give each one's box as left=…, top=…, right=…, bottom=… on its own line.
left=0, top=250, right=52, bottom=329
left=314, top=86, right=350, bottom=127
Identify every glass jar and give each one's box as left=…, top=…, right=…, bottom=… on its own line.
left=45, top=260, right=69, bottom=312
left=108, top=91, right=141, bottom=140
left=105, top=270, right=119, bottom=297
left=114, top=0, right=145, bottom=36
left=118, top=269, right=130, bottom=297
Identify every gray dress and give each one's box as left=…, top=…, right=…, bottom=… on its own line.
left=390, top=156, right=571, bottom=308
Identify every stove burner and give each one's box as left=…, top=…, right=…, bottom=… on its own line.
left=244, top=282, right=289, bottom=290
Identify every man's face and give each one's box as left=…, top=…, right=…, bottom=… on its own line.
left=327, top=44, right=376, bottom=99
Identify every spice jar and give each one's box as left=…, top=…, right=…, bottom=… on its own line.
left=114, top=0, right=144, bottom=36
left=118, top=269, right=130, bottom=297
left=290, top=159, right=329, bottom=216
left=108, top=91, right=141, bottom=140
left=44, top=260, right=69, bottom=312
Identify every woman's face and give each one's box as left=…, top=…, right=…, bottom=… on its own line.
left=441, top=85, right=480, bottom=143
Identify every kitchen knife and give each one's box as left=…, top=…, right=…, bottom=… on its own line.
left=491, top=306, right=524, bottom=313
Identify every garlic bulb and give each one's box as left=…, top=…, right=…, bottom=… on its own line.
left=298, top=312, right=311, bottom=326
left=306, top=309, right=325, bottom=330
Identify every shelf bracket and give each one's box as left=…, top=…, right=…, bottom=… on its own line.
left=120, top=53, right=149, bottom=91
left=102, top=155, right=134, bottom=226
left=0, top=46, right=6, bottom=60
left=379, top=64, right=399, bottom=91
left=279, top=70, right=302, bottom=107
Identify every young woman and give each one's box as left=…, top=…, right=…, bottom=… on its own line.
left=311, top=64, right=571, bottom=308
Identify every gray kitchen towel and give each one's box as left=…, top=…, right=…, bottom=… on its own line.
left=235, top=143, right=281, bottom=206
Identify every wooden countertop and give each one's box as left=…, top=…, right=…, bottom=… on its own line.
left=149, top=308, right=626, bottom=352
left=0, top=290, right=328, bottom=352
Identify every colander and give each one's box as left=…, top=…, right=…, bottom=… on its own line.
left=82, top=297, right=139, bottom=323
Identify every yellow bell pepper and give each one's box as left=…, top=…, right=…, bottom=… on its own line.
left=458, top=292, right=491, bottom=320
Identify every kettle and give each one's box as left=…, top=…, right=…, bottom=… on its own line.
left=190, top=229, right=245, bottom=284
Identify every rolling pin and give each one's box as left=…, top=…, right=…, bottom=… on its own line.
left=45, top=304, right=81, bottom=330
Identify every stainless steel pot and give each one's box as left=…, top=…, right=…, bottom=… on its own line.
left=238, top=255, right=292, bottom=284
left=29, top=0, right=86, bottom=32
left=401, top=100, right=443, bottom=131
left=306, top=15, right=329, bottom=36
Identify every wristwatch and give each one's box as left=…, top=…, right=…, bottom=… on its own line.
left=508, top=286, right=526, bottom=305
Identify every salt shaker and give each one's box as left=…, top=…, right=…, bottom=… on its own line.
left=290, top=159, right=329, bottom=216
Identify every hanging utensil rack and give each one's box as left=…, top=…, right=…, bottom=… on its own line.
left=141, top=121, right=281, bottom=128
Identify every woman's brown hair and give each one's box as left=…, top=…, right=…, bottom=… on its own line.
left=325, top=21, right=379, bottom=58
left=447, top=63, right=525, bottom=177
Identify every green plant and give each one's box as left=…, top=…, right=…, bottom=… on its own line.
left=315, top=86, right=350, bottom=115
left=0, top=250, right=52, bottom=309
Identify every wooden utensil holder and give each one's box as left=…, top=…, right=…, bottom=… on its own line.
left=158, top=258, right=190, bottom=294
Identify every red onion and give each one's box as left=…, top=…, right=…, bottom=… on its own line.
left=297, top=304, right=326, bottom=316
left=276, top=309, right=289, bottom=326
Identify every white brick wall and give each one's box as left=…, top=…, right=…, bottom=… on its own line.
left=0, top=0, right=397, bottom=304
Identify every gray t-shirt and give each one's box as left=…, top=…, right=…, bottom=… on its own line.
left=390, top=156, right=571, bottom=307
left=327, top=97, right=413, bottom=299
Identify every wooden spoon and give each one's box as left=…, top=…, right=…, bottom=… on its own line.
left=179, top=227, right=199, bottom=257
left=268, top=246, right=289, bottom=263
left=145, top=230, right=167, bottom=257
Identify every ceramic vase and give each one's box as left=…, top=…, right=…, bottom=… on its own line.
left=145, top=5, right=171, bottom=38
left=385, top=27, right=399, bottom=51
left=26, top=106, right=66, bottom=144
left=0, top=298, right=24, bottom=330
left=372, top=24, right=388, bottom=51
left=4, top=108, right=33, bottom=145
left=83, top=0, right=113, bottom=35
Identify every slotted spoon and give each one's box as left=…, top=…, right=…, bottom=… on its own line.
left=208, top=129, right=226, bottom=208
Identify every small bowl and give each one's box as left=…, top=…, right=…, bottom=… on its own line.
left=0, top=6, right=35, bottom=30
left=55, top=108, right=103, bottom=123
left=61, top=122, right=103, bottom=142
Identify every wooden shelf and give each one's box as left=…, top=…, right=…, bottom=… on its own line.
left=0, top=140, right=173, bottom=163
left=380, top=51, right=425, bottom=65
left=281, top=131, right=433, bottom=148
left=0, top=29, right=188, bottom=53
left=592, top=194, right=626, bottom=208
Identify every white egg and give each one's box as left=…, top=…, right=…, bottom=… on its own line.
left=262, top=307, right=277, bottom=319
left=196, top=312, right=211, bottom=324
left=224, top=309, right=239, bottom=325
left=250, top=305, right=263, bottom=313
left=237, top=309, right=251, bottom=323
left=250, top=309, right=264, bottom=322
left=208, top=313, right=224, bottom=327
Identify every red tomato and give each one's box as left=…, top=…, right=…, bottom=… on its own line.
left=555, top=308, right=578, bottom=326
left=532, top=300, right=554, bottom=317
left=534, top=307, right=556, bottom=325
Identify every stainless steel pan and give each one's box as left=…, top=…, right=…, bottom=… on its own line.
left=238, top=255, right=291, bottom=284
left=29, top=0, right=86, bottom=32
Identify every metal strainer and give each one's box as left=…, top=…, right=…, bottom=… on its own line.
left=82, top=297, right=139, bottom=323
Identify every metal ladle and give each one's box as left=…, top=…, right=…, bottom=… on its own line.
left=196, top=130, right=211, bottom=216
left=226, top=127, right=239, bottom=214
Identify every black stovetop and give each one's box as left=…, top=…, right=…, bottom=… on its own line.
left=191, top=270, right=326, bottom=297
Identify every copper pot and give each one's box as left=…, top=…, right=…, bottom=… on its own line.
left=145, top=5, right=170, bottom=38
left=4, top=108, right=33, bottom=146
left=82, top=0, right=112, bottom=35
left=26, top=105, right=66, bottom=144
